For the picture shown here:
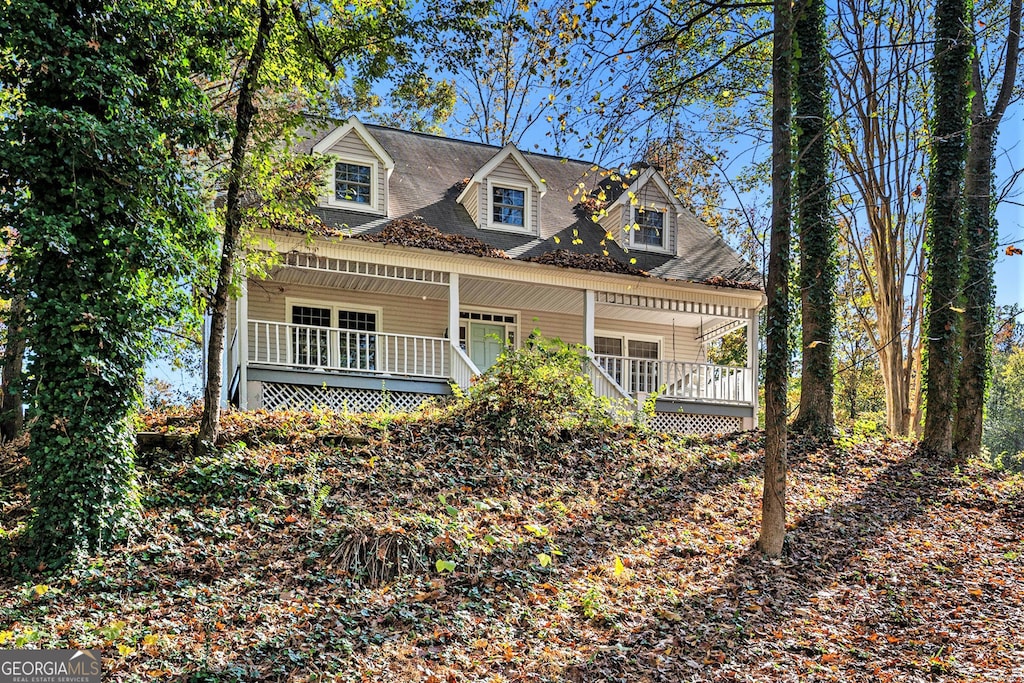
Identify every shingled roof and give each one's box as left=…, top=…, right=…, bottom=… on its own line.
left=299, top=121, right=761, bottom=287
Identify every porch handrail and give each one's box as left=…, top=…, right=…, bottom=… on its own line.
left=593, top=354, right=754, bottom=405
left=586, top=356, right=632, bottom=401
left=450, top=345, right=479, bottom=391
left=248, top=319, right=449, bottom=379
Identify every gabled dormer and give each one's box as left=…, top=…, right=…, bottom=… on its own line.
left=598, top=166, right=684, bottom=255
left=456, top=144, right=546, bottom=235
left=312, top=117, right=394, bottom=216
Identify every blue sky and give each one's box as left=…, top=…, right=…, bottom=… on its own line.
left=993, top=107, right=1023, bottom=308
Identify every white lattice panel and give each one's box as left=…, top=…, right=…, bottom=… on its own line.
left=260, top=382, right=434, bottom=413
left=650, top=411, right=743, bottom=435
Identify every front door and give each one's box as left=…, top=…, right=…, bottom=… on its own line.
left=469, top=322, right=505, bottom=371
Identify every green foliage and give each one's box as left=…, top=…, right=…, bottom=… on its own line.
left=707, top=328, right=747, bottom=367
left=464, top=335, right=612, bottom=450
left=982, top=346, right=1024, bottom=469
left=0, top=0, right=222, bottom=564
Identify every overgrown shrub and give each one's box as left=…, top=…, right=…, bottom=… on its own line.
left=463, top=335, right=612, bottom=450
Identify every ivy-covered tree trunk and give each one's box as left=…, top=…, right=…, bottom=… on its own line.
left=791, top=0, right=835, bottom=437
left=0, top=0, right=218, bottom=564
left=759, top=0, right=793, bottom=558
left=953, top=0, right=1021, bottom=457
left=198, top=0, right=279, bottom=454
left=921, top=0, right=973, bottom=455
left=1, top=294, right=25, bottom=442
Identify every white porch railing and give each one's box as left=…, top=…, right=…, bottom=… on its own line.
left=587, top=356, right=632, bottom=401
left=593, top=355, right=754, bottom=405
left=450, top=345, right=480, bottom=391
left=248, top=320, right=449, bottom=379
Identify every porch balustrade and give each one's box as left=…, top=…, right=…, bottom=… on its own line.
left=593, top=354, right=754, bottom=405
left=248, top=320, right=449, bottom=379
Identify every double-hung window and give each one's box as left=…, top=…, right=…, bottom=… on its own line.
left=594, top=334, right=661, bottom=393
left=289, top=302, right=379, bottom=371
left=335, top=162, right=372, bottom=205
left=632, top=208, right=665, bottom=248
left=491, top=186, right=526, bottom=228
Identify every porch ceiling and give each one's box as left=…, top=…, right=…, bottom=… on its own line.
left=267, top=264, right=450, bottom=300
left=265, top=265, right=749, bottom=334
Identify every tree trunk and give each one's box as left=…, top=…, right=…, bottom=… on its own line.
left=921, top=0, right=972, bottom=455
left=792, top=0, right=835, bottom=437
left=1, top=295, right=25, bottom=442
left=953, top=0, right=1021, bottom=457
left=197, top=0, right=278, bottom=454
left=759, top=0, right=793, bottom=558
left=831, top=0, right=929, bottom=438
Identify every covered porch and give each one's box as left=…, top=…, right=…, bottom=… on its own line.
left=224, top=241, right=762, bottom=431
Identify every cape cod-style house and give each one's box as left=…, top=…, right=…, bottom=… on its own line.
left=223, top=117, right=765, bottom=433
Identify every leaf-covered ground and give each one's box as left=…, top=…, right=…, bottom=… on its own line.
left=2, top=407, right=1022, bottom=682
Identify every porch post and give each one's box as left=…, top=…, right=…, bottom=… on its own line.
left=745, top=310, right=759, bottom=429
left=583, top=289, right=595, bottom=353
left=238, top=278, right=249, bottom=410
left=448, top=273, right=460, bottom=352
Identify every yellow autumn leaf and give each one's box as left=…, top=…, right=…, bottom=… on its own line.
left=553, top=236, right=561, bottom=244
left=32, top=584, right=49, bottom=597
left=950, top=306, right=965, bottom=313
left=613, top=556, right=626, bottom=576
left=143, top=634, right=159, bottom=646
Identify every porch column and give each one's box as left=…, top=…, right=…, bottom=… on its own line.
left=238, top=278, right=249, bottom=410
left=448, top=273, right=460, bottom=351
left=583, top=289, right=595, bottom=353
left=745, top=310, right=759, bottom=430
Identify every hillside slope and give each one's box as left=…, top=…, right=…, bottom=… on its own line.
left=1, top=407, right=1022, bottom=682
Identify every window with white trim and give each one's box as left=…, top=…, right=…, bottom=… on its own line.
left=486, top=179, right=533, bottom=232
left=324, top=156, right=383, bottom=213
left=631, top=207, right=666, bottom=249
left=334, top=162, right=372, bottom=204
left=594, top=333, right=661, bottom=394
left=287, top=300, right=381, bottom=371
left=492, top=186, right=525, bottom=226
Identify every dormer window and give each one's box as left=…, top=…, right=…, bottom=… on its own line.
left=485, top=179, right=532, bottom=232
left=632, top=207, right=666, bottom=248
left=312, top=117, right=394, bottom=216
left=335, top=162, right=372, bottom=204
left=492, top=186, right=525, bottom=227
left=458, top=144, right=545, bottom=235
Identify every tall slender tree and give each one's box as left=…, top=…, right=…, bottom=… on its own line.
left=830, top=0, right=931, bottom=437
left=759, top=0, right=794, bottom=557
left=953, top=0, right=1021, bottom=457
left=922, top=0, right=974, bottom=454
left=197, top=0, right=427, bottom=452
left=791, top=0, right=835, bottom=436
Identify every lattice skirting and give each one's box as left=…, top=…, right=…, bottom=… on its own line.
left=259, top=382, right=436, bottom=413
left=650, top=411, right=743, bottom=435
